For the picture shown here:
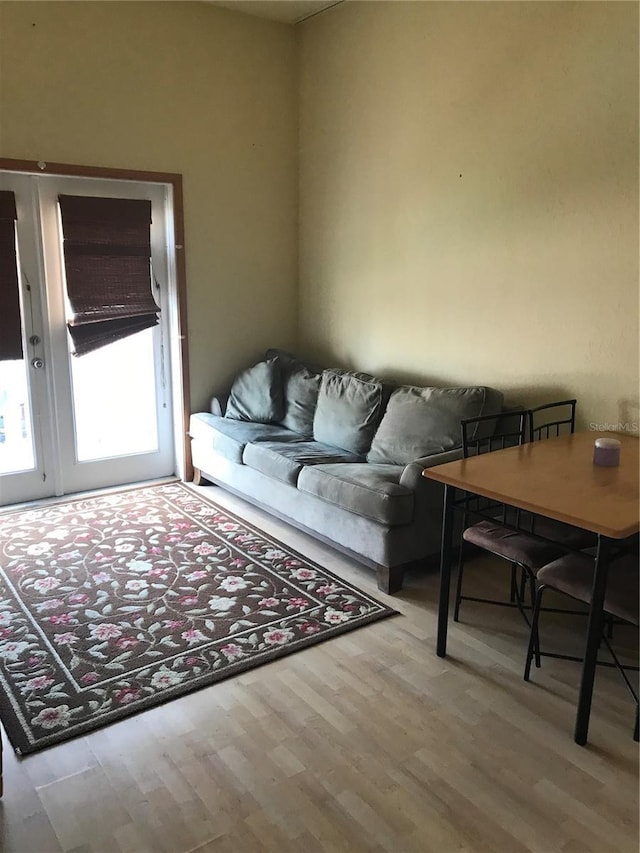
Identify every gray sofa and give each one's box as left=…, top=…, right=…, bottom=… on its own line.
left=189, top=349, right=504, bottom=594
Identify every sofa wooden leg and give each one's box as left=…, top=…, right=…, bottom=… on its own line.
left=192, top=467, right=212, bottom=487
left=377, top=564, right=403, bottom=595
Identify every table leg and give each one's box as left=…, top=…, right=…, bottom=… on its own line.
left=437, top=483, right=455, bottom=657
left=574, top=535, right=610, bottom=745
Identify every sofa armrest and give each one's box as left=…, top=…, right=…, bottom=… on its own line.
left=399, top=448, right=464, bottom=491
left=210, top=393, right=230, bottom=416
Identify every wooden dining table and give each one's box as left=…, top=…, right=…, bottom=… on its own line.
left=422, top=430, right=639, bottom=745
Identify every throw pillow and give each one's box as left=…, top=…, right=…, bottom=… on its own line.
left=225, top=357, right=283, bottom=423
left=367, top=385, right=490, bottom=465
left=313, top=370, right=384, bottom=456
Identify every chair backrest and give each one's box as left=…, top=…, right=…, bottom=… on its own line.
left=460, top=411, right=527, bottom=458
left=459, top=412, right=527, bottom=523
left=528, top=399, right=577, bottom=442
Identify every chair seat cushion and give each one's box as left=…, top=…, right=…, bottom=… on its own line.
left=297, top=463, right=413, bottom=525
left=463, top=520, right=563, bottom=569
left=537, top=553, right=639, bottom=626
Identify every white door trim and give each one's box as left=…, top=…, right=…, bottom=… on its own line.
left=0, top=160, right=191, bottom=505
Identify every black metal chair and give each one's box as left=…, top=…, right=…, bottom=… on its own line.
left=524, top=552, right=639, bottom=740
left=453, top=411, right=565, bottom=628
left=528, top=399, right=577, bottom=442
left=515, top=401, right=597, bottom=610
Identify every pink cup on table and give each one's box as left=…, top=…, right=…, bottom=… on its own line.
left=593, top=437, right=621, bottom=467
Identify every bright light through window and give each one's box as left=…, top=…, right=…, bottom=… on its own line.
left=70, top=328, right=159, bottom=462
left=0, top=359, right=35, bottom=475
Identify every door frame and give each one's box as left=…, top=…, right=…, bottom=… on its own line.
left=0, top=157, right=192, bottom=484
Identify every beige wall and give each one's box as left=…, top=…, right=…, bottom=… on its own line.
left=2, top=1, right=637, bottom=431
left=0, top=1, right=298, bottom=411
left=298, top=1, right=639, bottom=430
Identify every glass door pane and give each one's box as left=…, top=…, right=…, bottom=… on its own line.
left=36, top=174, right=175, bottom=496
left=70, top=327, right=160, bottom=462
left=0, top=171, right=177, bottom=505
left=0, top=172, right=54, bottom=506
left=0, top=358, right=35, bottom=474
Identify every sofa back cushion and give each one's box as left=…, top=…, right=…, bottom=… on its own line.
left=225, top=358, right=283, bottom=423
left=280, top=367, right=321, bottom=437
left=313, top=370, right=384, bottom=456
left=265, top=350, right=321, bottom=438
left=367, top=385, right=504, bottom=465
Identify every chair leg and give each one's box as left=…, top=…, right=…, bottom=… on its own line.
left=511, top=565, right=533, bottom=628
left=509, top=563, right=518, bottom=603
left=518, top=565, right=527, bottom=604
left=527, top=570, right=540, bottom=665
left=634, top=705, right=639, bottom=742
left=524, top=584, right=546, bottom=681
left=453, top=541, right=467, bottom=622
left=528, top=572, right=539, bottom=666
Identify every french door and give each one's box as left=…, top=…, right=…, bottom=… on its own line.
left=0, top=171, right=179, bottom=506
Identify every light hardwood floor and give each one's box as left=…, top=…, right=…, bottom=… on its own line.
left=1, top=484, right=638, bottom=853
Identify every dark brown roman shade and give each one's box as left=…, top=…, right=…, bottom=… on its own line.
left=0, top=190, right=23, bottom=361
left=58, top=195, right=158, bottom=356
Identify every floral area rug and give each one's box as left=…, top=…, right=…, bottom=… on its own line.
left=0, top=482, right=396, bottom=755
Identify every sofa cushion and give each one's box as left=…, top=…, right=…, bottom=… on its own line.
left=265, top=349, right=324, bottom=437
left=243, top=440, right=361, bottom=486
left=225, top=358, right=283, bottom=423
left=298, top=463, right=413, bottom=526
left=330, top=368, right=396, bottom=411
left=313, top=370, right=384, bottom=456
left=367, top=385, right=502, bottom=465
left=189, top=413, right=298, bottom=465
left=279, top=367, right=321, bottom=437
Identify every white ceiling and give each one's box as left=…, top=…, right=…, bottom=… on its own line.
left=207, top=1, right=341, bottom=25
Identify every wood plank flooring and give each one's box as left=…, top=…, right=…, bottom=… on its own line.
left=1, top=484, right=638, bottom=852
